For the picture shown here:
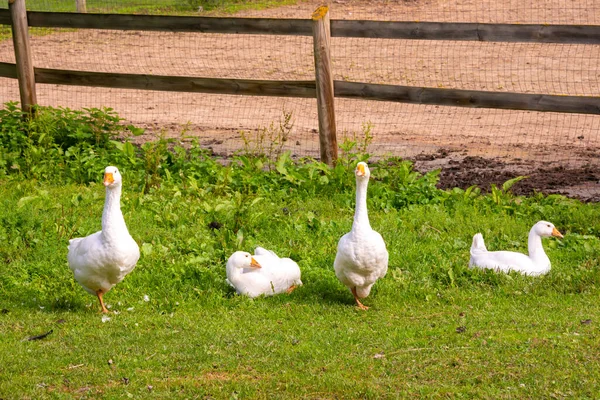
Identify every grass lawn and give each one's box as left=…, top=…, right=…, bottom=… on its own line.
left=1, top=0, right=298, bottom=14
left=0, top=0, right=298, bottom=41
left=0, top=0, right=597, bottom=393
left=1, top=167, right=600, bottom=398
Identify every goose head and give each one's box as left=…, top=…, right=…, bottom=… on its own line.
left=355, top=162, right=370, bottom=181
left=227, top=251, right=262, bottom=270
left=533, top=221, right=563, bottom=239
left=103, top=166, right=122, bottom=189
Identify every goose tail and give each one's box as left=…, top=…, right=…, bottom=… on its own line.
left=255, top=247, right=277, bottom=258
left=67, top=237, right=83, bottom=252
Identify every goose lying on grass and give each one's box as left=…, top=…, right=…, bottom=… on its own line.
left=469, top=221, right=563, bottom=276
left=334, top=162, right=389, bottom=310
left=226, top=247, right=302, bottom=298
left=67, top=166, right=140, bottom=313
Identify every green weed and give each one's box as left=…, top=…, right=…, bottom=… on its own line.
left=1, top=102, right=600, bottom=398
left=0, top=0, right=299, bottom=15
left=239, top=109, right=294, bottom=167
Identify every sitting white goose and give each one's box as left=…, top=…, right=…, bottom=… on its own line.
left=469, top=221, right=563, bottom=276
left=226, top=247, right=302, bottom=298
left=334, top=162, right=389, bottom=310
left=67, top=166, right=140, bottom=313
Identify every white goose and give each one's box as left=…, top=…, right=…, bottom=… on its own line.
left=469, top=221, right=563, bottom=276
left=334, top=162, right=389, bottom=310
left=226, top=247, right=302, bottom=298
left=67, top=166, right=140, bottom=313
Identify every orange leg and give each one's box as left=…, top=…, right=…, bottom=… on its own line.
left=286, top=285, right=298, bottom=294
left=96, top=290, right=109, bottom=313
left=351, top=287, right=369, bottom=311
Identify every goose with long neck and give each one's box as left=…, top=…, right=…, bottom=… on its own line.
left=68, top=166, right=140, bottom=313
left=469, top=221, right=563, bottom=276
left=334, top=162, right=389, bottom=310
left=226, top=248, right=302, bottom=298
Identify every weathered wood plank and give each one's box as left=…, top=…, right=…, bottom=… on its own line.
left=0, top=9, right=11, bottom=25
left=2, top=63, right=597, bottom=115
left=312, top=6, right=337, bottom=166
left=10, top=0, right=37, bottom=114
left=25, top=11, right=314, bottom=35
left=331, top=20, right=600, bottom=44
left=3, top=9, right=599, bottom=44
left=4, top=10, right=597, bottom=44
left=30, top=67, right=317, bottom=98
left=0, top=62, right=18, bottom=78
left=334, top=81, right=600, bottom=114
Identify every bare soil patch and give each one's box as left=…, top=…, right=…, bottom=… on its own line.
left=414, top=153, right=600, bottom=201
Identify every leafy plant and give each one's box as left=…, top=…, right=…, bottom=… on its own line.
left=239, top=109, right=294, bottom=167
left=490, top=175, right=528, bottom=205
left=0, top=103, right=129, bottom=183
left=186, top=0, right=226, bottom=11
left=1, top=102, right=600, bottom=399
left=338, top=121, right=374, bottom=168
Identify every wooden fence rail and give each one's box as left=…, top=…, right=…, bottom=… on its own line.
left=0, top=63, right=318, bottom=98
left=331, top=20, right=600, bottom=44
left=334, top=81, right=600, bottom=115
left=22, top=11, right=314, bottom=35
left=0, top=12, right=10, bottom=25
left=1, top=10, right=600, bottom=43
left=0, top=4, right=599, bottom=163
left=2, top=62, right=599, bottom=115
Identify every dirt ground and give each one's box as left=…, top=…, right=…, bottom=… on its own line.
left=0, top=0, right=599, bottom=199
left=414, top=151, right=600, bottom=201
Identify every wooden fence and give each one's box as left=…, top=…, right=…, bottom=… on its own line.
left=1, top=0, right=600, bottom=164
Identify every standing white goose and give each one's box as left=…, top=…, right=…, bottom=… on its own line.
left=334, top=162, right=389, bottom=310
left=226, top=248, right=302, bottom=298
left=67, top=166, right=140, bottom=313
left=469, top=221, right=563, bottom=276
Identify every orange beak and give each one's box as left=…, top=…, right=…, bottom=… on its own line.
left=356, top=163, right=366, bottom=176
left=250, top=257, right=261, bottom=269
left=103, top=172, right=114, bottom=187
left=551, top=227, right=564, bottom=239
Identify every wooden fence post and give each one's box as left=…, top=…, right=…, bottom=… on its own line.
left=9, top=0, right=37, bottom=115
left=76, top=0, right=87, bottom=13
left=311, top=6, right=337, bottom=166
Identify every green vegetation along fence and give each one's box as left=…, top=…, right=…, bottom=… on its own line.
left=0, top=0, right=599, bottom=197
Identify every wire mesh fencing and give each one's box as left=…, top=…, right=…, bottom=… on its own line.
left=0, top=0, right=599, bottom=198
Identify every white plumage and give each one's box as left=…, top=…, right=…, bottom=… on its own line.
left=67, top=166, right=140, bottom=313
left=469, top=220, right=563, bottom=276
left=334, top=162, right=388, bottom=310
left=226, top=247, right=302, bottom=298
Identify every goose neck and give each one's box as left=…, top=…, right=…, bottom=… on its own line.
left=226, top=262, right=256, bottom=283
left=527, top=228, right=548, bottom=264
left=353, top=177, right=371, bottom=230
left=101, top=185, right=128, bottom=239
left=226, top=262, right=240, bottom=281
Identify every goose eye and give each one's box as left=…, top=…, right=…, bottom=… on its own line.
left=547, top=224, right=550, bottom=227
left=245, top=255, right=248, bottom=258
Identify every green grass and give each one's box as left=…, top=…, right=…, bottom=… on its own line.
left=1, top=176, right=600, bottom=398
left=3, top=0, right=199, bottom=13
left=1, top=104, right=600, bottom=397
left=1, top=0, right=298, bottom=14
left=0, top=0, right=298, bottom=41
left=0, top=26, right=76, bottom=42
